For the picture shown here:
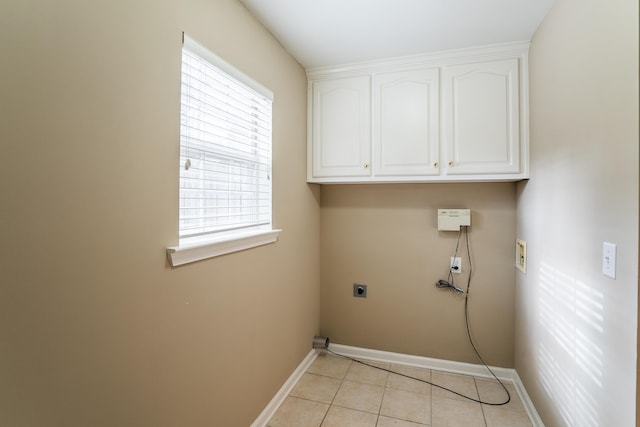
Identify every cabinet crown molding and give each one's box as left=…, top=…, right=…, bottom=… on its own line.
left=306, top=40, right=530, bottom=79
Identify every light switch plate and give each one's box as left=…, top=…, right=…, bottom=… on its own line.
left=602, top=242, right=616, bottom=279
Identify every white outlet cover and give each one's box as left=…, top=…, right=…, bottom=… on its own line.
left=602, top=242, right=616, bottom=279
left=450, top=257, right=462, bottom=274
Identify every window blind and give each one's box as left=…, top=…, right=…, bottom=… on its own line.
left=179, top=35, right=273, bottom=241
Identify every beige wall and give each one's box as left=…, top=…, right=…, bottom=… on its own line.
left=516, top=0, right=639, bottom=425
left=0, top=1, right=319, bottom=426
left=320, top=183, right=517, bottom=367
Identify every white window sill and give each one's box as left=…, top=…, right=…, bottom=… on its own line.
left=166, top=229, right=282, bottom=267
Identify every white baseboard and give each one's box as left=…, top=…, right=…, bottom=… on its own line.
left=329, top=343, right=516, bottom=381
left=252, top=343, right=544, bottom=427
left=512, top=370, right=546, bottom=427
left=251, top=349, right=318, bottom=427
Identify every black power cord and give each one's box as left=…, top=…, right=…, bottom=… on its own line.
left=325, top=346, right=509, bottom=406
left=452, top=226, right=511, bottom=405
left=436, top=279, right=463, bottom=293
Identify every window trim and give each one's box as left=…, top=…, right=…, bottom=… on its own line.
left=166, top=33, right=280, bottom=267
left=167, top=228, right=282, bottom=267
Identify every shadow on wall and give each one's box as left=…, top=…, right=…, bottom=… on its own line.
left=538, top=261, right=604, bottom=427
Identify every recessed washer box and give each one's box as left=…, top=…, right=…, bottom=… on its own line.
left=438, top=209, right=471, bottom=231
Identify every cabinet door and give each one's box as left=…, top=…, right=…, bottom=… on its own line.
left=373, top=68, right=440, bottom=177
left=311, top=76, right=371, bottom=178
left=444, top=59, right=520, bottom=175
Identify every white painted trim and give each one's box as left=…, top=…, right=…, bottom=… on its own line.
left=306, top=174, right=528, bottom=184
left=166, top=229, right=281, bottom=267
left=512, top=370, right=546, bottom=427
left=307, top=40, right=530, bottom=78
left=518, top=48, right=530, bottom=180
left=329, top=343, right=516, bottom=381
left=251, top=349, right=318, bottom=427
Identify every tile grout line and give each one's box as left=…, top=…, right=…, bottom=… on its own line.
left=318, top=357, right=350, bottom=426
left=473, top=376, right=489, bottom=427
left=430, top=368, right=434, bottom=427
left=376, top=361, right=392, bottom=425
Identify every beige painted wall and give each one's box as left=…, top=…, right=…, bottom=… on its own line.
left=0, top=1, right=319, bottom=426
left=320, top=183, right=517, bottom=367
left=516, top=0, right=639, bottom=425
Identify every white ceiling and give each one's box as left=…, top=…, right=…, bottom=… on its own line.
left=240, top=0, right=555, bottom=69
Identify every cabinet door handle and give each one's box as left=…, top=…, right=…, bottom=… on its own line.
left=363, top=163, right=369, bottom=169
left=433, top=161, right=439, bottom=167
left=448, top=160, right=454, bottom=166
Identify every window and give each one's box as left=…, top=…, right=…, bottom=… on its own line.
left=167, top=34, right=280, bottom=267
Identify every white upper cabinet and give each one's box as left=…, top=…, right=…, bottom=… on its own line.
left=310, top=76, right=371, bottom=178
left=307, top=42, right=529, bottom=183
left=374, top=68, right=440, bottom=177
left=443, top=59, right=520, bottom=175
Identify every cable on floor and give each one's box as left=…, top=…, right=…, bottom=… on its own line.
left=324, top=347, right=509, bottom=406
left=459, top=226, right=511, bottom=405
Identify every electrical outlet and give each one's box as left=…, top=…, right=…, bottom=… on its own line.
left=353, top=284, right=367, bottom=298
left=450, top=257, right=462, bottom=274
left=516, top=239, right=527, bottom=273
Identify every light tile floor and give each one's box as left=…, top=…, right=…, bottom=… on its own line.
left=267, top=353, right=534, bottom=427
